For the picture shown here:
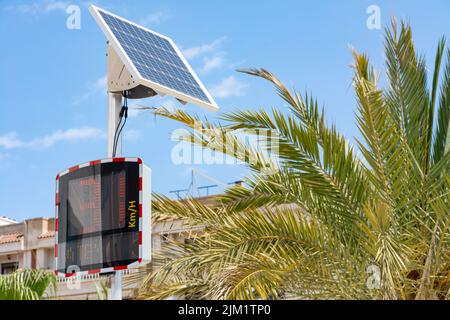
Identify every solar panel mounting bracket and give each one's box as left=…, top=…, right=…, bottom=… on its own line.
left=107, top=46, right=157, bottom=99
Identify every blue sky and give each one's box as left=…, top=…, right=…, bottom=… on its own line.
left=1, top=0, right=449, bottom=221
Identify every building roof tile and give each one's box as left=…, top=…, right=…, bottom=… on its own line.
left=0, top=233, right=23, bottom=244
left=38, top=231, right=56, bottom=239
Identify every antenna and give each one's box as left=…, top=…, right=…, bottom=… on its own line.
left=186, top=169, right=199, bottom=198
left=191, top=168, right=228, bottom=188
left=169, top=169, right=244, bottom=198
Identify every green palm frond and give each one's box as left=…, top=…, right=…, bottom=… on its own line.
left=155, top=107, right=280, bottom=175
left=0, top=269, right=56, bottom=300
left=433, top=48, right=450, bottom=164
left=142, top=19, right=450, bottom=300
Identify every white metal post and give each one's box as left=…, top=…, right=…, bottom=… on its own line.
left=108, top=92, right=123, bottom=157
left=107, top=91, right=123, bottom=300
left=109, top=270, right=123, bottom=300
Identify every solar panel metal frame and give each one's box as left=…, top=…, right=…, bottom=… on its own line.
left=89, top=5, right=218, bottom=111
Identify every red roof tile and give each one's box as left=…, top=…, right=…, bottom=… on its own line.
left=0, top=233, right=23, bottom=244
left=38, top=231, right=55, bottom=239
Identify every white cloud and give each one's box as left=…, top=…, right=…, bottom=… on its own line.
left=0, top=153, right=11, bottom=170
left=29, top=127, right=105, bottom=149
left=9, top=4, right=39, bottom=14
left=127, top=96, right=182, bottom=118
left=7, top=1, right=69, bottom=15
left=182, top=37, right=229, bottom=75
left=123, top=129, right=142, bottom=142
left=72, top=74, right=107, bottom=105
left=138, top=10, right=169, bottom=26
left=161, top=98, right=181, bottom=112
left=210, top=76, right=248, bottom=99
left=0, top=127, right=105, bottom=150
left=0, top=132, right=23, bottom=149
left=44, top=1, right=69, bottom=12
left=182, top=37, right=226, bottom=60
left=201, top=56, right=224, bottom=74
left=128, top=108, right=142, bottom=118
left=128, top=106, right=152, bottom=118
left=95, top=75, right=107, bottom=93
left=135, top=95, right=179, bottom=113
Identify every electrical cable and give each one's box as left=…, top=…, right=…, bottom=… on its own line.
left=112, top=97, right=127, bottom=157
left=112, top=91, right=129, bottom=157
left=111, top=116, right=123, bottom=158
left=114, top=111, right=127, bottom=155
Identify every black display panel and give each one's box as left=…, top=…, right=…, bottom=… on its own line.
left=56, top=161, right=140, bottom=274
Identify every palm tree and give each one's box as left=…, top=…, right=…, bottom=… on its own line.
left=0, top=269, right=56, bottom=300
left=140, top=20, right=449, bottom=300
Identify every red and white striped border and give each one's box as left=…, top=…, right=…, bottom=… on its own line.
left=55, top=157, right=143, bottom=278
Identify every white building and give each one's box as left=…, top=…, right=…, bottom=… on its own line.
left=0, top=217, right=54, bottom=275
left=0, top=195, right=215, bottom=299
left=0, top=216, right=18, bottom=226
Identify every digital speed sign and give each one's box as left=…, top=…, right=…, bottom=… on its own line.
left=55, top=158, right=151, bottom=277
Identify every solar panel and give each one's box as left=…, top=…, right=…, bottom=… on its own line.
left=89, top=5, right=218, bottom=111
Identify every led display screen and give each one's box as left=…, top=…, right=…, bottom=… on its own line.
left=56, top=160, right=141, bottom=274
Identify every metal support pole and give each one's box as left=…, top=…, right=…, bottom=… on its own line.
left=108, top=92, right=123, bottom=157
left=108, top=269, right=123, bottom=300
left=107, top=91, right=123, bottom=300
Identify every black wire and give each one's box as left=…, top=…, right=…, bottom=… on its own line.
left=115, top=110, right=128, bottom=155
left=115, top=115, right=127, bottom=155
left=112, top=92, right=128, bottom=157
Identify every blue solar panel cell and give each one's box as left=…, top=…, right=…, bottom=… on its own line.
left=97, top=10, right=211, bottom=104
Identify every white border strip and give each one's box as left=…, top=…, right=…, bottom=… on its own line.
left=55, top=157, right=143, bottom=278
